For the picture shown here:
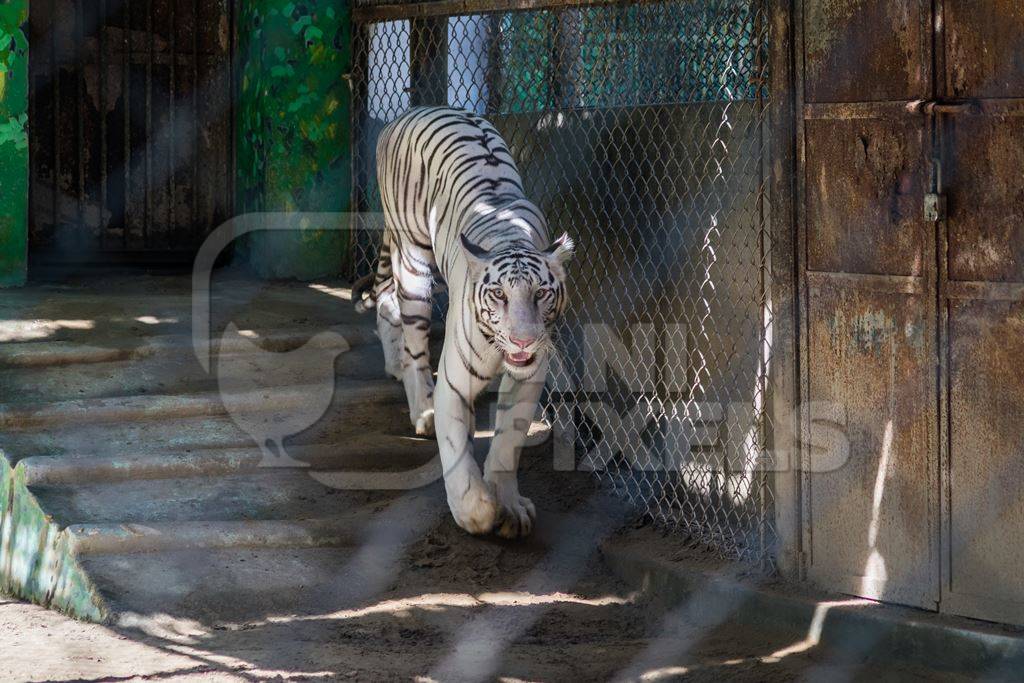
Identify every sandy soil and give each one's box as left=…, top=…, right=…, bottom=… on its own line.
left=0, top=457, right=968, bottom=683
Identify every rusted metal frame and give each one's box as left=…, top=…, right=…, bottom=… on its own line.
left=933, top=0, right=951, bottom=614
left=99, top=0, right=108, bottom=250
left=145, top=0, right=154, bottom=245
left=803, top=100, right=930, bottom=120
left=767, top=0, right=800, bottom=579
left=354, top=0, right=678, bottom=23
left=917, top=0, right=941, bottom=612
left=76, top=0, right=86, bottom=234
left=945, top=281, right=1024, bottom=303
left=228, top=0, right=236, bottom=231
left=193, top=0, right=200, bottom=243
left=484, top=14, right=505, bottom=114
left=51, top=0, right=60, bottom=243
left=792, top=0, right=811, bottom=578
left=928, top=0, right=949, bottom=615
left=348, top=22, right=371, bottom=280
left=409, top=16, right=449, bottom=106
left=804, top=271, right=925, bottom=296
left=754, top=0, right=771, bottom=572
left=551, top=8, right=580, bottom=110
left=122, top=0, right=131, bottom=248
left=171, top=0, right=177, bottom=239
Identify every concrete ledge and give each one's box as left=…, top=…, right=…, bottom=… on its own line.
left=18, top=434, right=438, bottom=486
left=0, top=322, right=448, bottom=369
left=67, top=519, right=360, bottom=555
left=0, top=325, right=368, bottom=369
left=0, top=380, right=406, bottom=431
left=601, top=539, right=1024, bottom=676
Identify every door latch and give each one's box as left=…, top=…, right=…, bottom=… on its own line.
left=924, top=192, right=946, bottom=222
left=924, top=157, right=946, bottom=222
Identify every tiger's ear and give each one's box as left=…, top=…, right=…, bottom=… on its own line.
left=543, top=233, right=575, bottom=266
left=460, top=233, right=492, bottom=277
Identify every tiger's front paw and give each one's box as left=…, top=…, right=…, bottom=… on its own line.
left=488, top=474, right=536, bottom=539
left=448, top=478, right=499, bottom=535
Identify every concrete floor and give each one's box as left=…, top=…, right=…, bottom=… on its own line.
left=0, top=270, right=984, bottom=680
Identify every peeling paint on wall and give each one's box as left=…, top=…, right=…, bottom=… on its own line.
left=236, top=0, right=352, bottom=279
left=0, top=452, right=106, bottom=622
left=0, top=1, right=28, bottom=287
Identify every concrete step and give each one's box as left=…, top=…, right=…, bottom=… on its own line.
left=0, top=324, right=370, bottom=369
left=68, top=518, right=362, bottom=555
left=0, top=378, right=406, bottom=431
left=18, top=435, right=436, bottom=486
left=0, top=341, right=393, bottom=404
left=29, top=468, right=387, bottom=527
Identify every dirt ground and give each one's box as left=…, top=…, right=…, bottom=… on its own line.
left=0, top=455, right=967, bottom=683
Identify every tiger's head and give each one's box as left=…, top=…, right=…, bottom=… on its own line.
left=461, top=233, right=574, bottom=378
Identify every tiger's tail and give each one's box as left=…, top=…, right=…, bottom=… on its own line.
left=353, top=229, right=394, bottom=314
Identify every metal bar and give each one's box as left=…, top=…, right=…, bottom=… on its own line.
left=354, top=0, right=679, bottom=23
left=484, top=13, right=505, bottom=114
left=123, top=0, right=131, bottom=248
left=76, top=0, right=86, bottom=233
left=193, top=0, right=200, bottom=242
left=170, top=0, right=177, bottom=239
left=348, top=22, right=371, bottom=279
left=228, top=0, right=236, bottom=227
left=803, top=100, right=924, bottom=120
left=145, top=0, right=153, bottom=245
left=754, top=0, right=770, bottom=573
left=792, top=0, right=811, bottom=576
left=551, top=8, right=580, bottom=109
left=52, top=0, right=59, bottom=239
left=409, top=17, right=449, bottom=106
left=805, top=270, right=926, bottom=296
left=99, top=0, right=108, bottom=249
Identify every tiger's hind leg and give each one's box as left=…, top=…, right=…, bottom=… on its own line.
left=394, top=250, right=436, bottom=436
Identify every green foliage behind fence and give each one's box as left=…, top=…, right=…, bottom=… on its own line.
left=236, top=0, right=352, bottom=279
left=0, top=1, right=28, bottom=286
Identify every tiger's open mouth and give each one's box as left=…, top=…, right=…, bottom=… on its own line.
left=504, top=351, right=535, bottom=367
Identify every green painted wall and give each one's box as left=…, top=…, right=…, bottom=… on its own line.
left=236, top=0, right=352, bottom=280
left=1, top=452, right=107, bottom=622
left=0, top=1, right=28, bottom=287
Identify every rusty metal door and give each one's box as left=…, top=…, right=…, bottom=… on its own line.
left=799, top=0, right=1024, bottom=622
left=938, top=1, right=1024, bottom=625
left=29, top=0, right=234, bottom=264
left=798, top=0, right=939, bottom=609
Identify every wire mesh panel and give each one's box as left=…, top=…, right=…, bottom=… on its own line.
left=351, top=0, right=775, bottom=568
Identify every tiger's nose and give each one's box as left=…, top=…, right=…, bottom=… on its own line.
left=509, top=335, right=536, bottom=350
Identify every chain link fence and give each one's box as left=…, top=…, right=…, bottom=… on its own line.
left=350, top=0, right=776, bottom=568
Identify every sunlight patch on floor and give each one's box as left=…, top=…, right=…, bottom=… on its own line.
left=760, top=598, right=871, bottom=662
left=0, top=319, right=95, bottom=342
left=308, top=283, right=353, bottom=301
left=249, top=590, right=639, bottom=626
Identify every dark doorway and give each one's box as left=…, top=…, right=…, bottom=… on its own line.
left=28, top=0, right=234, bottom=265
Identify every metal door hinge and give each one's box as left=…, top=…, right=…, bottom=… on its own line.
left=924, top=192, right=947, bottom=222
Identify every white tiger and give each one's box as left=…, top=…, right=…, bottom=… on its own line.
left=356, top=107, right=573, bottom=538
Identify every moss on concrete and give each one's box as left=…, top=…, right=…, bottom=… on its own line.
left=0, top=1, right=28, bottom=287
left=0, top=451, right=106, bottom=622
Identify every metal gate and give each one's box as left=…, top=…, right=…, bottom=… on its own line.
left=798, top=0, right=1024, bottom=623
left=28, top=0, right=234, bottom=263
left=351, top=0, right=776, bottom=566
